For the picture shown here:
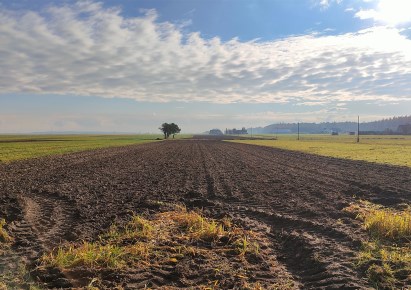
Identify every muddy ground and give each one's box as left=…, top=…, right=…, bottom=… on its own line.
left=0, top=140, right=410, bottom=289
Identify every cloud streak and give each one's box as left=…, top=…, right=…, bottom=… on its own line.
left=1, top=1, right=411, bottom=105
left=234, top=110, right=390, bottom=124
left=315, top=0, right=343, bottom=9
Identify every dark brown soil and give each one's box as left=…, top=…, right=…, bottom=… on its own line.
left=1, top=140, right=410, bottom=289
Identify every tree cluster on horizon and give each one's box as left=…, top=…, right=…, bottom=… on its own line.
left=159, top=123, right=181, bottom=139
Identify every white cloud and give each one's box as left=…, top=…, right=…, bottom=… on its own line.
left=355, top=9, right=379, bottom=20
left=1, top=1, right=411, bottom=106
left=355, top=0, right=411, bottom=25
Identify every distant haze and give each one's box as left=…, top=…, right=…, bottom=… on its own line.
left=250, top=116, right=411, bottom=134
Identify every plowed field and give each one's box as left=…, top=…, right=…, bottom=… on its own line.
left=1, top=140, right=410, bottom=289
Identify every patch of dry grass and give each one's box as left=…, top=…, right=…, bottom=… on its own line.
left=345, top=200, right=411, bottom=288
left=40, top=205, right=296, bottom=288
left=364, top=210, right=411, bottom=241
left=158, top=209, right=227, bottom=242
left=41, top=207, right=261, bottom=270
left=0, top=219, right=12, bottom=244
left=345, top=200, right=411, bottom=241
left=42, top=242, right=129, bottom=269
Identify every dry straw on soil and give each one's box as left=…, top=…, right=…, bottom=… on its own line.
left=42, top=207, right=261, bottom=269
left=40, top=204, right=280, bottom=288
left=345, top=200, right=411, bottom=288
left=0, top=219, right=12, bottom=244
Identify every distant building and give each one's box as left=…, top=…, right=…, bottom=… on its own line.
left=348, top=132, right=356, bottom=135
left=209, top=129, right=223, bottom=135
left=225, top=127, right=248, bottom=135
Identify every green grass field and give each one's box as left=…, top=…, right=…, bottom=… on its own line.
left=0, top=134, right=189, bottom=163
left=229, top=134, right=411, bottom=168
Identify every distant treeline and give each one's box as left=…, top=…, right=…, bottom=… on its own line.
left=250, top=116, right=411, bottom=134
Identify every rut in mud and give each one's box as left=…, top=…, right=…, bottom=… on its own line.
left=0, top=140, right=410, bottom=288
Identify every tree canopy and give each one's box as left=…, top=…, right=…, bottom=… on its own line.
left=159, top=123, right=181, bottom=139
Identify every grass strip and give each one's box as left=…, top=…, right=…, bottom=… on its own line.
left=0, top=134, right=175, bottom=163
left=229, top=134, right=411, bottom=167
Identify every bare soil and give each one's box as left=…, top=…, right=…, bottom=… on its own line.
left=0, top=140, right=410, bottom=289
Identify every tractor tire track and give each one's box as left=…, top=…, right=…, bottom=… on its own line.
left=189, top=142, right=368, bottom=288
left=1, top=191, right=79, bottom=288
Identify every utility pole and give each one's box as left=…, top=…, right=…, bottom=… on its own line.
left=357, top=115, right=360, bottom=143
left=297, top=122, right=300, bottom=140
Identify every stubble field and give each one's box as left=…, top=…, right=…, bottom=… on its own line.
left=0, top=138, right=410, bottom=289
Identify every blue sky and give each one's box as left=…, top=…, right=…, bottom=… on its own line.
left=0, top=0, right=411, bottom=133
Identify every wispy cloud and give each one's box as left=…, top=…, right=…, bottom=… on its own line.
left=1, top=1, right=411, bottom=106
left=233, top=110, right=389, bottom=124
left=315, top=0, right=343, bottom=9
